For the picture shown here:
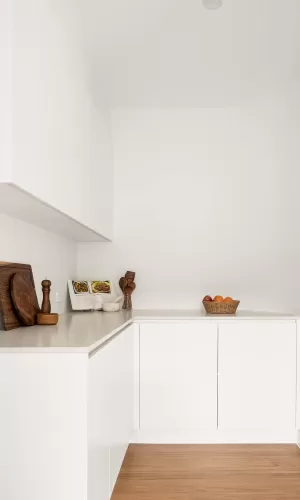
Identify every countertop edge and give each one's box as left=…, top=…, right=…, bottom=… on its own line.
left=0, top=318, right=134, bottom=354
left=0, top=310, right=298, bottom=354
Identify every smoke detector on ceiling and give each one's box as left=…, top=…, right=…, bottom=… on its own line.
left=203, top=0, right=223, bottom=9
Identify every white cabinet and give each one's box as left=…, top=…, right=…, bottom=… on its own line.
left=218, top=321, right=297, bottom=435
left=88, top=324, right=136, bottom=500
left=108, top=326, right=135, bottom=494
left=0, top=324, right=136, bottom=500
left=138, top=319, right=297, bottom=443
left=139, top=322, right=218, bottom=434
left=0, top=0, right=12, bottom=183
left=0, top=2, right=113, bottom=242
left=0, top=353, right=88, bottom=500
left=0, top=316, right=298, bottom=500
left=88, top=344, right=111, bottom=500
left=297, top=321, right=300, bottom=446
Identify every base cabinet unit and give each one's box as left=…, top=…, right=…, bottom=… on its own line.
left=297, top=320, right=300, bottom=447
left=0, top=323, right=136, bottom=500
left=0, top=353, right=89, bottom=500
left=139, top=322, right=218, bottom=440
left=137, top=319, right=297, bottom=443
left=0, top=314, right=298, bottom=500
left=88, top=324, right=136, bottom=499
left=218, top=321, right=297, bottom=441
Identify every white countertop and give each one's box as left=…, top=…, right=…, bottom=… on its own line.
left=134, top=310, right=297, bottom=321
left=0, top=309, right=297, bottom=353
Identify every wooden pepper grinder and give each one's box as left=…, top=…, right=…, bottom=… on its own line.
left=37, top=279, right=59, bottom=326
left=41, top=279, right=51, bottom=313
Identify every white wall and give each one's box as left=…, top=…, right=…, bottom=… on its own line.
left=10, top=0, right=113, bottom=239
left=0, top=0, right=12, bottom=182
left=78, top=90, right=300, bottom=312
left=0, top=213, right=76, bottom=313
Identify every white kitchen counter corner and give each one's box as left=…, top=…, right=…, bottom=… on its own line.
left=0, top=309, right=299, bottom=500
left=0, top=309, right=297, bottom=353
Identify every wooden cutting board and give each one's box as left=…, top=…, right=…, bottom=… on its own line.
left=10, top=272, right=40, bottom=326
left=0, top=262, right=37, bottom=330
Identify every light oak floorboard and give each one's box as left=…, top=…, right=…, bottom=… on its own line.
left=112, top=444, right=300, bottom=500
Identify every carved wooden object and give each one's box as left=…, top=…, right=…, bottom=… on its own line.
left=119, top=271, right=136, bottom=310
left=0, top=262, right=38, bottom=331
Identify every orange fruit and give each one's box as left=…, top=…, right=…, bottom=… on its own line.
left=214, top=295, right=223, bottom=303
left=223, top=297, right=234, bottom=303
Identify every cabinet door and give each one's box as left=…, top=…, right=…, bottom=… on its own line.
left=88, top=324, right=136, bottom=500
left=218, top=322, right=296, bottom=432
left=140, top=322, right=218, bottom=431
left=297, top=321, right=300, bottom=444
left=88, top=342, right=112, bottom=500
left=109, top=324, right=135, bottom=495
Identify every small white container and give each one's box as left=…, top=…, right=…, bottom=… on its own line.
left=102, top=303, right=120, bottom=312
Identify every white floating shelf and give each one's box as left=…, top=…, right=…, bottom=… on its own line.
left=0, top=183, right=110, bottom=242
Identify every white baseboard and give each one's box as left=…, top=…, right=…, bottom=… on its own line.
left=132, top=428, right=297, bottom=444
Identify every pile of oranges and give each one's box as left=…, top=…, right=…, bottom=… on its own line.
left=203, top=295, right=234, bottom=303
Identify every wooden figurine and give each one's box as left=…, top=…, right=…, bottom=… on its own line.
left=37, top=279, right=59, bottom=326
left=119, top=271, right=136, bottom=310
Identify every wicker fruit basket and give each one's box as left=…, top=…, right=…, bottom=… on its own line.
left=202, top=300, right=240, bottom=315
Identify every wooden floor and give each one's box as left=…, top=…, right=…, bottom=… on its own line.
left=112, top=444, right=300, bottom=500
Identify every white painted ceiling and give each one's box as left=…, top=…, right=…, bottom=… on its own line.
left=83, top=0, right=300, bottom=107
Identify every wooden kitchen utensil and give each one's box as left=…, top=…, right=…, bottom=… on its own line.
left=119, top=271, right=136, bottom=310
left=41, top=279, right=51, bottom=313
left=10, top=272, right=41, bottom=326
left=0, top=262, right=38, bottom=330
left=37, top=280, right=59, bottom=326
